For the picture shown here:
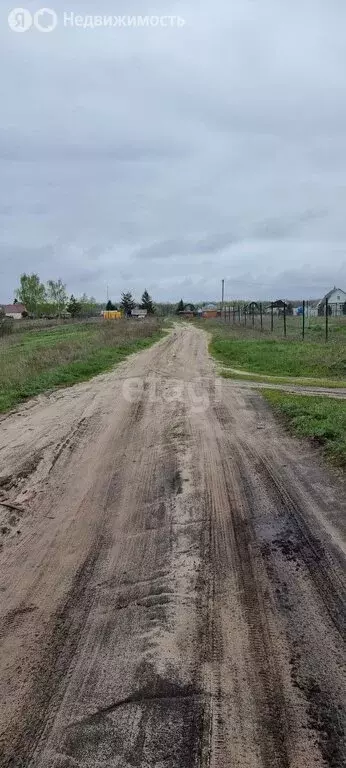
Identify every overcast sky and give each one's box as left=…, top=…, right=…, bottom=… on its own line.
left=1, top=0, right=346, bottom=303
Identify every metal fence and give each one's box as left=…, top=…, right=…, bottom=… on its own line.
left=219, top=299, right=344, bottom=342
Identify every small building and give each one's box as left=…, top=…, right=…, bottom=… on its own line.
left=103, top=310, right=122, bottom=320
left=131, top=308, right=147, bottom=319
left=178, top=309, right=195, bottom=319
left=1, top=303, right=26, bottom=319
left=317, top=287, right=346, bottom=316
left=307, top=303, right=319, bottom=318
left=266, top=299, right=288, bottom=316
left=201, top=302, right=219, bottom=319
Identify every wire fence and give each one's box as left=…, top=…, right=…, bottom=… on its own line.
left=219, top=299, right=346, bottom=342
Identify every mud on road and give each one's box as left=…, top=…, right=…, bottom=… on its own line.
left=0, top=325, right=345, bottom=768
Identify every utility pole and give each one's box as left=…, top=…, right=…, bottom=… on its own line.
left=221, top=279, right=225, bottom=309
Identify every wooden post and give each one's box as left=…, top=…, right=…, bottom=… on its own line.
left=325, top=298, right=329, bottom=342
left=260, top=302, right=263, bottom=331
left=271, top=303, right=274, bottom=332
left=238, top=306, right=241, bottom=323
left=252, top=306, right=255, bottom=328
left=233, top=304, right=236, bottom=324
left=283, top=303, right=287, bottom=337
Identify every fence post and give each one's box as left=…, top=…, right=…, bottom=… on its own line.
left=260, top=302, right=263, bottom=331
left=283, top=303, right=287, bottom=337
left=228, top=305, right=231, bottom=323
left=233, top=304, right=236, bottom=324
left=271, top=303, right=274, bottom=332
left=302, top=300, right=305, bottom=340
left=238, top=306, right=241, bottom=323
left=252, top=306, right=255, bottom=328
left=244, top=307, right=247, bottom=326
left=325, top=298, right=329, bottom=342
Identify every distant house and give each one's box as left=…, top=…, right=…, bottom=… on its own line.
left=1, top=302, right=26, bottom=319
left=316, top=287, right=346, bottom=316
left=178, top=309, right=195, bottom=319
left=306, top=302, right=319, bottom=318
left=177, top=303, right=196, bottom=319
left=131, top=307, right=147, bottom=319
left=265, top=299, right=287, bottom=316
left=201, top=302, right=219, bottom=319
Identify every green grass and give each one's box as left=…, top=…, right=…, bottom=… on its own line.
left=196, top=317, right=346, bottom=383
left=194, top=314, right=346, bottom=342
left=210, top=338, right=346, bottom=379
left=0, top=319, right=162, bottom=413
left=262, top=390, right=346, bottom=467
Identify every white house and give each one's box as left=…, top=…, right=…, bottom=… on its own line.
left=131, top=307, right=147, bottom=319
left=316, top=287, right=346, bottom=316
left=1, top=303, right=27, bottom=319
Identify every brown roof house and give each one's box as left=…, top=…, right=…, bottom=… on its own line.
left=1, top=303, right=27, bottom=319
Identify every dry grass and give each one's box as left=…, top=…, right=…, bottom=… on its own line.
left=0, top=318, right=162, bottom=412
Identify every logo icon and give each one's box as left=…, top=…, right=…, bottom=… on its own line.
left=34, top=7, right=57, bottom=32
left=8, top=7, right=32, bottom=31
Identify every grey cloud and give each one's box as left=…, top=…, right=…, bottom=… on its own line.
left=133, top=239, right=184, bottom=260
left=133, top=233, right=238, bottom=260
left=1, top=0, right=346, bottom=302
left=193, top=233, right=239, bottom=254
left=251, top=209, right=328, bottom=240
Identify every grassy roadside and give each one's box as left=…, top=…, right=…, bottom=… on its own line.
left=262, top=390, right=346, bottom=468
left=196, top=318, right=346, bottom=467
left=210, top=337, right=346, bottom=380
left=0, top=318, right=163, bottom=413
left=193, top=319, right=346, bottom=385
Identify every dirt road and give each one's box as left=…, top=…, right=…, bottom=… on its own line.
left=0, top=325, right=345, bottom=768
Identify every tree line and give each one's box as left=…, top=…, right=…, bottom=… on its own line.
left=11, top=274, right=224, bottom=319
left=14, top=274, right=98, bottom=317
left=106, top=290, right=155, bottom=315
left=13, top=275, right=156, bottom=318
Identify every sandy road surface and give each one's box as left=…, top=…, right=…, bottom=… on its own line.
left=0, top=325, right=345, bottom=768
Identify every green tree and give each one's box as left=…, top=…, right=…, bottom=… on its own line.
left=176, top=299, right=185, bottom=314
left=79, top=294, right=98, bottom=315
left=120, top=291, right=136, bottom=315
left=66, top=295, right=81, bottom=317
left=106, top=299, right=115, bottom=311
left=47, top=279, right=67, bottom=316
left=15, top=273, right=46, bottom=315
left=155, top=302, right=176, bottom=316
left=140, top=289, right=155, bottom=314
